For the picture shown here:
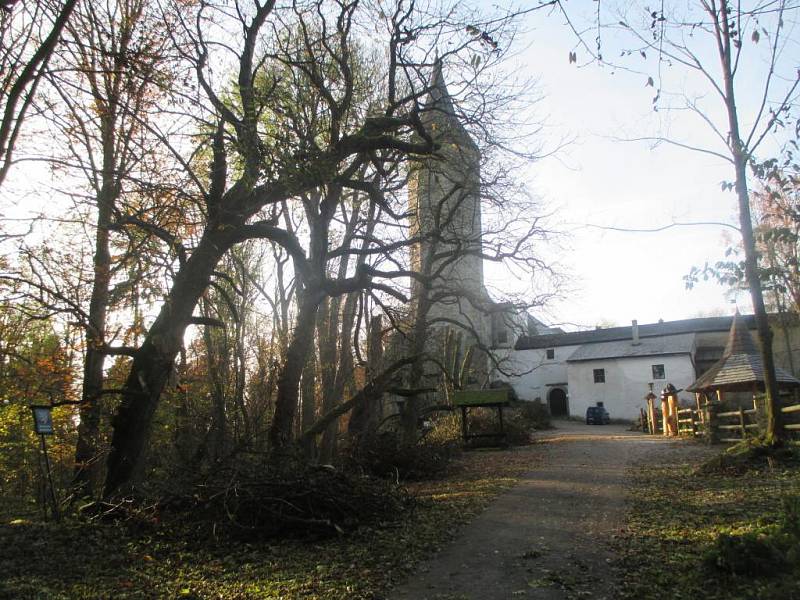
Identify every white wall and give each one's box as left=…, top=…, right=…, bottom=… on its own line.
left=566, top=354, right=697, bottom=419
left=500, top=345, right=580, bottom=402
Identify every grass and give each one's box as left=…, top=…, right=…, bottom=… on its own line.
left=614, top=441, right=800, bottom=600
left=0, top=447, right=539, bottom=600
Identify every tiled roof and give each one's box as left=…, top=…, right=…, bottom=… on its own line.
left=686, top=312, right=800, bottom=392
left=566, top=333, right=695, bottom=362
left=515, top=315, right=748, bottom=351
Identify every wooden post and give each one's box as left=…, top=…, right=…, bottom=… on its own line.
left=752, top=392, right=767, bottom=436
left=498, top=405, right=505, bottom=436
left=646, top=394, right=657, bottom=434
left=738, top=407, right=746, bottom=439
left=706, top=401, right=719, bottom=445
left=40, top=435, right=60, bottom=522
left=667, top=394, right=678, bottom=436
left=661, top=395, right=670, bottom=437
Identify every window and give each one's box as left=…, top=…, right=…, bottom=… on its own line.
left=593, top=368, right=605, bottom=383
left=546, top=348, right=555, bottom=360
left=497, top=330, right=508, bottom=344
left=652, top=364, right=665, bottom=379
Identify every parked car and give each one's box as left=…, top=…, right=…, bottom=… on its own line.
left=586, top=406, right=610, bottom=425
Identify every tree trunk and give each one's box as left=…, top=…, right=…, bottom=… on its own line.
left=72, top=210, right=110, bottom=497
left=402, top=294, right=431, bottom=446
left=716, top=3, right=782, bottom=442
left=300, top=342, right=317, bottom=460
left=268, top=288, right=324, bottom=452
left=103, top=227, right=232, bottom=496
left=233, top=300, right=250, bottom=443
left=317, top=297, right=339, bottom=463
left=73, top=116, right=117, bottom=499
left=201, top=299, right=227, bottom=464
left=349, top=314, right=384, bottom=437
left=735, top=154, right=781, bottom=441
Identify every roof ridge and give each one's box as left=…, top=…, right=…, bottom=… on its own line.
left=515, top=315, right=751, bottom=351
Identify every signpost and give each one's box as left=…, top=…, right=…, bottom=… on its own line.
left=29, top=405, right=60, bottom=522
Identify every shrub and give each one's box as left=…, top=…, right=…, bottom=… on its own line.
left=695, top=439, right=800, bottom=476
left=461, top=400, right=551, bottom=447
left=704, top=532, right=786, bottom=576
left=704, top=494, right=800, bottom=578
left=344, top=428, right=459, bottom=481
left=89, top=459, right=414, bottom=541
left=513, top=399, right=552, bottom=431
left=780, top=495, right=800, bottom=539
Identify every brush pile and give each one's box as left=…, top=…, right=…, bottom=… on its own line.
left=88, top=462, right=415, bottom=541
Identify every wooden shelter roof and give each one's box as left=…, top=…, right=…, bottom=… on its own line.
left=686, top=311, right=800, bottom=392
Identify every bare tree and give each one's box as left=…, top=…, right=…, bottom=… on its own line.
left=56, top=0, right=176, bottom=497
left=1, top=0, right=556, bottom=495
left=97, top=0, right=559, bottom=494
left=99, top=0, right=439, bottom=493
left=558, top=0, right=800, bottom=442
left=0, top=0, right=79, bottom=187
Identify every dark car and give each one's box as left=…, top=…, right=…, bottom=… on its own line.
left=586, top=406, right=610, bottom=425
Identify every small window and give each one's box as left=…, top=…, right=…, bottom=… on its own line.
left=593, top=368, right=605, bottom=384
left=652, top=364, right=665, bottom=379
left=497, top=330, right=508, bottom=344
left=546, top=348, right=555, bottom=360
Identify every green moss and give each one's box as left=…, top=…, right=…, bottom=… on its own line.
left=615, top=445, right=800, bottom=600
left=452, top=389, right=509, bottom=406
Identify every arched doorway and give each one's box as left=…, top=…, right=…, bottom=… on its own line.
left=548, top=388, right=568, bottom=417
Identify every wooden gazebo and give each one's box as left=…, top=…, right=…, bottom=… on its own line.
left=686, top=311, right=800, bottom=404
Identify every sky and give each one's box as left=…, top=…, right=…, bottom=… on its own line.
left=481, top=2, right=800, bottom=332
left=3, top=1, right=797, bottom=337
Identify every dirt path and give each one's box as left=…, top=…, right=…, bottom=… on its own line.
left=386, top=421, right=687, bottom=600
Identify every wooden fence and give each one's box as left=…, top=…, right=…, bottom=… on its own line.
left=645, top=396, right=800, bottom=443
left=781, top=401, right=800, bottom=436
left=676, top=407, right=704, bottom=438
left=712, top=407, right=759, bottom=444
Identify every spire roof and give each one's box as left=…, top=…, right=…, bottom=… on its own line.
left=427, top=58, right=456, bottom=117
left=421, top=57, right=476, bottom=150
left=686, top=311, right=800, bottom=392
left=723, top=310, right=759, bottom=356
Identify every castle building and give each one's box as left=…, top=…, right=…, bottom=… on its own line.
left=408, top=60, right=494, bottom=355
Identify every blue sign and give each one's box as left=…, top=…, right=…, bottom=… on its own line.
left=31, top=406, right=54, bottom=435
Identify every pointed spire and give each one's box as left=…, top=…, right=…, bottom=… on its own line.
left=723, top=310, right=758, bottom=357
left=427, top=55, right=456, bottom=116
left=686, top=311, right=800, bottom=392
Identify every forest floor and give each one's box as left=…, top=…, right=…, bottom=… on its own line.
left=1, top=423, right=798, bottom=599
left=0, top=438, right=539, bottom=599
left=388, top=422, right=800, bottom=600
left=388, top=422, right=675, bottom=600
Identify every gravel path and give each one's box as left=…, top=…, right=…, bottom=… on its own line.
left=386, top=421, right=687, bottom=600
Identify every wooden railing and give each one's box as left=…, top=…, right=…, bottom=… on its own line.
left=676, top=407, right=705, bottom=438
left=781, top=401, right=800, bottom=434
left=713, top=407, right=759, bottom=443
left=648, top=396, right=800, bottom=443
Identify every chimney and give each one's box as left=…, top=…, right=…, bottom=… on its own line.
left=632, top=319, right=640, bottom=345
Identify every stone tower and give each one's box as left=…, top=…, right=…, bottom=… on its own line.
left=408, top=60, right=491, bottom=350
